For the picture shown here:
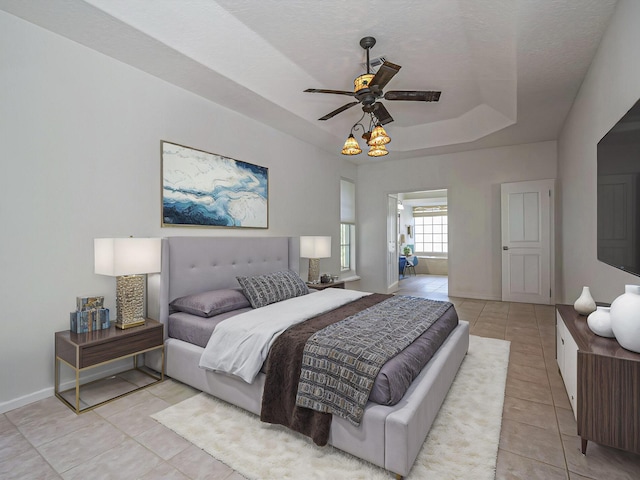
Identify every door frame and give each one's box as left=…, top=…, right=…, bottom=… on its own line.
left=386, top=194, right=399, bottom=293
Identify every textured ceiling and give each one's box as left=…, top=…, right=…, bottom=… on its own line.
left=0, top=0, right=618, bottom=163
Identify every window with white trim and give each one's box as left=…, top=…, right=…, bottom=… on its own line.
left=340, top=179, right=356, bottom=273
left=413, top=206, right=448, bottom=254
left=340, top=223, right=351, bottom=270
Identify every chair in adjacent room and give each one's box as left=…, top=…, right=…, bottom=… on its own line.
left=404, top=255, right=418, bottom=276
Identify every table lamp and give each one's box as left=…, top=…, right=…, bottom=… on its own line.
left=300, top=236, right=331, bottom=283
left=94, top=238, right=161, bottom=329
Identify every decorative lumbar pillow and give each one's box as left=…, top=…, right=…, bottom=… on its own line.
left=237, top=270, right=309, bottom=309
left=170, top=289, right=251, bottom=318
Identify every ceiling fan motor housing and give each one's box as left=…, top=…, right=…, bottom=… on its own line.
left=354, top=74, right=374, bottom=92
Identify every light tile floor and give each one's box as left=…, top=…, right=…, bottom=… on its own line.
left=398, top=275, right=640, bottom=480
left=1, top=274, right=639, bottom=479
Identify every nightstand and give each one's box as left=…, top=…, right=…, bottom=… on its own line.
left=307, top=280, right=346, bottom=290
left=55, top=319, right=164, bottom=413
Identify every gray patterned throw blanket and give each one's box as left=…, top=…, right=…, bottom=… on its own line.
left=295, top=296, right=453, bottom=426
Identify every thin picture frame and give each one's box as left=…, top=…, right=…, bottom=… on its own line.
left=161, top=141, right=268, bottom=228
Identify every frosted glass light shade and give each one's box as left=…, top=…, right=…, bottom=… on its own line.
left=341, top=134, right=362, bottom=155
left=368, top=144, right=389, bottom=157
left=300, top=236, right=331, bottom=259
left=95, top=238, right=161, bottom=276
left=368, top=125, right=391, bottom=146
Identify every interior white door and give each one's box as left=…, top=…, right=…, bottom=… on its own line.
left=387, top=194, right=399, bottom=292
left=501, top=179, right=554, bottom=304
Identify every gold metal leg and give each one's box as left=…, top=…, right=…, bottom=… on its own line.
left=54, top=357, right=60, bottom=395
left=75, top=368, right=80, bottom=413
left=161, top=347, right=165, bottom=380
left=56, top=344, right=164, bottom=414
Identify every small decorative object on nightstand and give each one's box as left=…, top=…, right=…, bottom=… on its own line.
left=307, top=280, right=345, bottom=290
left=94, top=237, right=161, bottom=329
left=70, top=295, right=109, bottom=333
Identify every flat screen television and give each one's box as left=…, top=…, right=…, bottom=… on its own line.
left=596, top=98, right=640, bottom=277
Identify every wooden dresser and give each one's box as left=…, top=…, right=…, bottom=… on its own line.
left=556, top=305, right=640, bottom=455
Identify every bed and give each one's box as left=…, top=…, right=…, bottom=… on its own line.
left=146, top=236, right=469, bottom=478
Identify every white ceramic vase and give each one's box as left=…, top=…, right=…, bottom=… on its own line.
left=574, top=286, right=596, bottom=316
left=610, top=284, right=640, bottom=353
left=587, top=306, right=614, bottom=338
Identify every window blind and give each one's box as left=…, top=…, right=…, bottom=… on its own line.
left=340, top=179, right=356, bottom=224
left=412, top=205, right=447, bottom=217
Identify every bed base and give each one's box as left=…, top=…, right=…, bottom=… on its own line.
left=146, top=236, right=469, bottom=477
left=147, top=321, right=468, bottom=477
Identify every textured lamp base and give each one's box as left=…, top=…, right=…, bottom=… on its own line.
left=308, top=258, right=320, bottom=283
left=115, top=275, right=146, bottom=329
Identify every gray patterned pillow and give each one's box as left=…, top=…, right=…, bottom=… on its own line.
left=237, top=271, right=309, bottom=308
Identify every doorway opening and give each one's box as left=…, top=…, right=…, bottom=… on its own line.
left=396, top=189, right=449, bottom=300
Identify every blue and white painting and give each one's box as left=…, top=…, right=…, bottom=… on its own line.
left=162, top=142, right=268, bottom=228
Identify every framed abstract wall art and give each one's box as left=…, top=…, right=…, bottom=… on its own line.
left=161, top=141, right=268, bottom=228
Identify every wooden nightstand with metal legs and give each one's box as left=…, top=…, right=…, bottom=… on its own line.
left=54, top=319, right=164, bottom=413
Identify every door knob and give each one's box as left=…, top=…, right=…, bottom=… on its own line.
left=503, top=246, right=509, bottom=250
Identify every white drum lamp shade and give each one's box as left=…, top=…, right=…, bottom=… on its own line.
left=300, top=236, right=331, bottom=283
left=94, top=238, right=161, bottom=329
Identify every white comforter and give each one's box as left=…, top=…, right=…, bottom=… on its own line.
left=199, top=288, right=370, bottom=383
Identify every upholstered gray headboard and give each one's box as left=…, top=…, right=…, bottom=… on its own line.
left=147, top=236, right=299, bottom=334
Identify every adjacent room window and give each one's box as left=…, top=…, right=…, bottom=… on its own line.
left=340, top=179, right=356, bottom=273
left=413, top=206, right=448, bottom=254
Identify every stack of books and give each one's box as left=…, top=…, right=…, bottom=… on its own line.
left=70, top=296, right=110, bottom=333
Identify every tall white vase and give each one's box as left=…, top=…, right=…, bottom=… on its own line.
left=574, top=286, right=596, bottom=316
left=610, top=284, right=640, bottom=353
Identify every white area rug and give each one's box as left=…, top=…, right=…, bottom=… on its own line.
left=152, top=335, right=509, bottom=479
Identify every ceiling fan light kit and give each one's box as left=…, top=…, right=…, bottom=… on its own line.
left=341, top=134, right=362, bottom=156
left=368, top=124, right=391, bottom=146
left=305, top=35, right=441, bottom=157
left=368, top=144, right=389, bottom=157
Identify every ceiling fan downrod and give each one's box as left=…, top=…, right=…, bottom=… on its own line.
left=359, top=36, right=376, bottom=74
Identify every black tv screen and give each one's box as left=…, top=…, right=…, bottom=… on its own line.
left=597, top=98, right=640, bottom=277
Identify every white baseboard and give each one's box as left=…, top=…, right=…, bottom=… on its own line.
left=0, top=387, right=53, bottom=414
left=0, top=362, right=132, bottom=414
left=448, top=289, right=502, bottom=301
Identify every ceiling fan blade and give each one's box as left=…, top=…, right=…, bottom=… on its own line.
left=374, top=102, right=394, bottom=125
left=384, top=90, right=442, bottom=102
left=318, top=101, right=359, bottom=121
left=305, top=88, right=355, bottom=96
left=370, top=61, right=402, bottom=90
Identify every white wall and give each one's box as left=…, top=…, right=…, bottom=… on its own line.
left=557, top=0, right=640, bottom=305
left=0, top=11, right=347, bottom=410
left=356, top=141, right=557, bottom=297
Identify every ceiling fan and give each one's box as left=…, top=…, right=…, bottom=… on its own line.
left=304, top=36, right=441, bottom=126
